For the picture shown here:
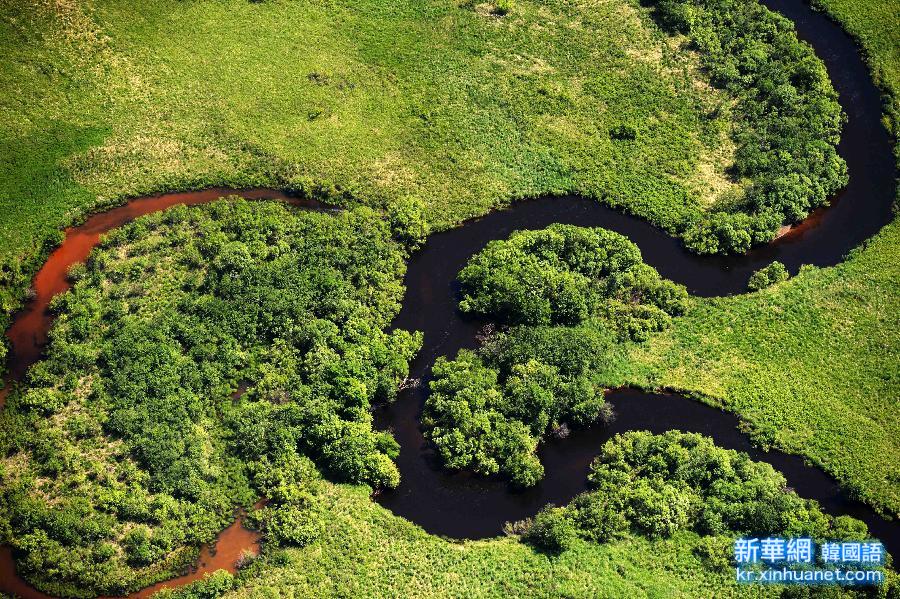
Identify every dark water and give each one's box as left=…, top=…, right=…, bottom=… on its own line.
left=375, top=193, right=900, bottom=553
left=1, top=0, right=898, bottom=595
left=376, top=0, right=897, bottom=552
left=379, top=386, right=900, bottom=555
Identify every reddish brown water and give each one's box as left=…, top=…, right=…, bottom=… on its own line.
left=3, top=188, right=312, bottom=387
left=0, top=189, right=313, bottom=598
left=0, top=515, right=258, bottom=599
left=122, top=511, right=261, bottom=599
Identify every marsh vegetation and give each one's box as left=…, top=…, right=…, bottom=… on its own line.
left=0, top=0, right=897, bottom=596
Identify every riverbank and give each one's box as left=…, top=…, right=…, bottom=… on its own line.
left=225, top=0, right=900, bottom=593
left=0, top=0, right=745, bottom=323
left=618, top=217, right=900, bottom=519
left=613, top=0, right=900, bottom=520
left=0, top=0, right=897, bottom=596
left=2, top=187, right=898, bottom=595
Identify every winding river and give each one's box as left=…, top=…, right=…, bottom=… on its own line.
left=1, top=0, right=897, bottom=596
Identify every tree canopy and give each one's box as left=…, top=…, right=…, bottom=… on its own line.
left=654, top=0, right=848, bottom=254
left=0, top=199, right=420, bottom=595
left=425, top=225, right=691, bottom=487
left=424, top=325, right=615, bottom=487
left=522, top=431, right=873, bottom=555
left=458, top=224, right=687, bottom=341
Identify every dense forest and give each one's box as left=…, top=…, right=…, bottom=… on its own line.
left=652, top=0, right=847, bottom=253
left=457, top=224, right=687, bottom=339
left=0, top=0, right=849, bottom=342
left=0, top=199, right=424, bottom=595
left=0, top=0, right=896, bottom=595
left=96, top=433, right=896, bottom=598
left=520, top=431, right=876, bottom=553
left=423, top=226, right=686, bottom=486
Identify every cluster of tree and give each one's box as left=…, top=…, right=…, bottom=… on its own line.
left=0, top=199, right=420, bottom=595
left=651, top=0, right=847, bottom=254
left=244, top=453, right=327, bottom=548
left=154, top=570, right=236, bottom=599
left=747, top=260, right=789, bottom=291
left=423, top=325, right=615, bottom=487
left=458, top=224, right=687, bottom=341
left=521, top=431, right=871, bottom=554
left=387, top=196, right=430, bottom=251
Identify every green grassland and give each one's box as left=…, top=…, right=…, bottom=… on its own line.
left=0, top=0, right=741, bottom=315
left=0, top=0, right=898, bottom=597
left=811, top=0, right=900, bottom=153
left=212, top=0, right=900, bottom=593
left=616, top=221, right=900, bottom=519
left=604, top=0, right=900, bottom=520
left=0, top=200, right=422, bottom=595
left=221, top=482, right=786, bottom=599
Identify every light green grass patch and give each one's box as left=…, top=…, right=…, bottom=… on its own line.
left=0, top=0, right=735, bottom=309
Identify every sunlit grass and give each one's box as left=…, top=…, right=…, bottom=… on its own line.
left=0, top=0, right=734, bottom=313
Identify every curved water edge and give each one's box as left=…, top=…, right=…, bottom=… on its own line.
left=0, top=514, right=260, bottom=599
left=377, top=0, right=898, bottom=551
left=1, top=187, right=329, bottom=385
left=0, top=0, right=897, bottom=594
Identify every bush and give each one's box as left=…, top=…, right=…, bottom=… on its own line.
left=653, top=0, right=847, bottom=254
left=747, top=261, right=789, bottom=291
left=492, top=0, right=514, bottom=16
left=424, top=324, right=611, bottom=487
left=623, top=479, right=699, bottom=538
left=521, top=432, right=869, bottom=553
left=570, top=493, right=628, bottom=542
left=609, top=124, right=637, bottom=140
left=584, top=431, right=848, bottom=540
left=388, top=197, right=430, bottom=250
left=424, top=350, right=541, bottom=485
left=457, top=224, right=686, bottom=339
left=122, top=527, right=154, bottom=567
left=524, top=506, right=576, bottom=553
left=255, top=500, right=325, bottom=547
left=0, top=199, right=422, bottom=592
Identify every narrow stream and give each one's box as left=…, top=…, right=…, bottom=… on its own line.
left=0, top=0, right=897, bottom=596
left=374, top=0, right=898, bottom=550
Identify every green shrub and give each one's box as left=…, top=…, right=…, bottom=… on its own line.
left=254, top=500, right=325, bottom=547
left=424, top=324, right=612, bottom=487
left=747, top=260, right=789, bottom=291
left=654, top=0, right=847, bottom=254
left=446, top=223, right=688, bottom=492
left=424, top=350, right=543, bottom=486
left=523, top=506, right=576, bottom=553
left=623, top=479, right=699, bottom=538
left=570, top=493, right=628, bottom=542
left=609, top=124, right=637, bottom=140
left=123, top=527, right=154, bottom=567
left=457, top=224, right=686, bottom=339
left=388, top=196, right=431, bottom=250
left=0, top=199, right=421, bottom=593
left=584, top=431, right=849, bottom=540
left=492, top=0, right=514, bottom=16
left=520, top=432, right=870, bottom=553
